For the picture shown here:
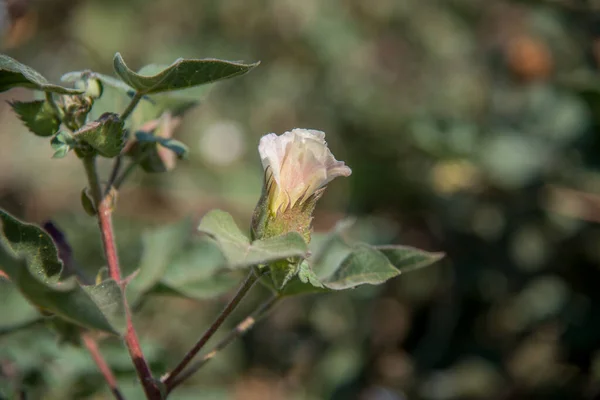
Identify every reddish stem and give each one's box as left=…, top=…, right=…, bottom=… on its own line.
left=81, top=333, right=125, bottom=400
left=83, top=157, right=162, bottom=400
left=97, top=199, right=121, bottom=282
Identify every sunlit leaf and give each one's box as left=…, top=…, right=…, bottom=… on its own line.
left=322, top=244, right=400, bottom=290
left=113, top=52, right=259, bottom=94
left=376, top=245, right=445, bottom=274
left=198, top=210, right=308, bottom=269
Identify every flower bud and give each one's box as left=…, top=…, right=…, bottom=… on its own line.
left=252, top=129, right=351, bottom=242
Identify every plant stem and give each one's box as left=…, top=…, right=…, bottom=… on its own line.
left=121, top=92, right=143, bottom=121
left=82, top=156, right=103, bottom=214
left=166, top=295, right=280, bottom=392
left=82, top=156, right=161, bottom=400
left=105, top=91, right=143, bottom=191
left=106, top=155, right=123, bottom=195
left=81, top=333, right=125, bottom=400
left=162, top=270, right=262, bottom=388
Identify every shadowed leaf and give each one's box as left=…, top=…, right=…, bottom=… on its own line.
left=75, top=113, right=125, bottom=158
left=0, top=209, right=62, bottom=283
left=127, top=219, right=192, bottom=303
left=0, top=210, right=126, bottom=335
left=0, top=54, right=83, bottom=94
left=9, top=100, right=60, bottom=137
left=0, top=280, right=41, bottom=333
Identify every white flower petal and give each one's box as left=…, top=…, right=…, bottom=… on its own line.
left=258, top=128, right=351, bottom=213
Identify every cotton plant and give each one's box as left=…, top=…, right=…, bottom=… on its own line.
left=0, top=53, right=443, bottom=399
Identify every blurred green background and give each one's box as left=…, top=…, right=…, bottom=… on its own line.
left=2, top=0, right=600, bottom=399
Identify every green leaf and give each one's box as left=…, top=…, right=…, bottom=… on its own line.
left=198, top=210, right=308, bottom=269
left=298, top=260, right=324, bottom=288
left=128, top=221, right=242, bottom=302
left=157, top=237, right=240, bottom=300
left=47, top=317, right=82, bottom=345
left=60, top=71, right=105, bottom=98
left=113, top=52, right=259, bottom=94
left=310, top=221, right=355, bottom=281
left=80, top=188, right=96, bottom=216
left=278, top=276, right=331, bottom=297
left=62, top=70, right=134, bottom=93
left=0, top=210, right=126, bottom=334
left=129, top=115, right=187, bottom=173
left=51, top=131, right=75, bottom=159
left=75, top=112, right=126, bottom=158
left=135, top=131, right=188, bottom=159
left=63, top=69, right=200, bottom=119
left=280, top=222, right=444, bottom=296
left=1, top=259, right=126, bottom=335
left=9, top=100, right=60, bottom=137
left=0, top=54, right=83, bottom=94
left=376, top=245, right=445, bottom=274
left=0, top=280, right=41, bottom=333
left=0, top=209, right=62, bottom=283
left=322, top=244, right=400, bottom=290
left=127, top=219, right=192, bottom=303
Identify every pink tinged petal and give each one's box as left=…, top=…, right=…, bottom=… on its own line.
left=258, top=128, right=351, bottom=213
left=258, top=132, right=293, bottom=187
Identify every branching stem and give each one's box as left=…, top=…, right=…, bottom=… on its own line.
left=106, top=91, right=143, bottom=191
left=121, top=92, right=143, bottom=121
left=82, top=156, right=161, bottom=400
left=162, top=270, right=264, bottom=388
left=166, top=295, right=280, bottom=393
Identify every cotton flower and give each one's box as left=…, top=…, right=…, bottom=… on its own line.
left=252, top=129, right=351, bottom=241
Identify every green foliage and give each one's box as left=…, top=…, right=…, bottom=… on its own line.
left=127, top=219, right=193, bottom=302
left=196, top=211, right=443, bottom=296
left=131, top=130, right=189, bottom=173
left=0, top=54, right=83, bottom=94
left=376, top=245, right=445, bottom=274
left=197, top=209, right=308, bottom=269
left=9, top=100, right=60, bottom=137
left=113, top=52, right=259, bottom=94
left=135, top=131, right=188, bottom=158
left=322, top=244, right=402, bottom=290
left=280, top=223, right=444, bottom=296
left=50, top=131, right=75, bottom=159
left=0, top=280, right=41, bottom=333
left=75, top=113, right=125, bottom=158
left=127, top=220, right=241, bottom=303
left=0, top=45, right=447, bottom=399
left=80, top=188, right=96, bottom=216
left=63, top=70, right=200, bottom=120
left=0, top=210, right=126, bottom=335
left=156, top=237, right=240, bottom=300
left=62, top=70, right=134, bottom=93
left=0, top=208, right=63, bottom=283
left=297, top=260, right=324, bottom=288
